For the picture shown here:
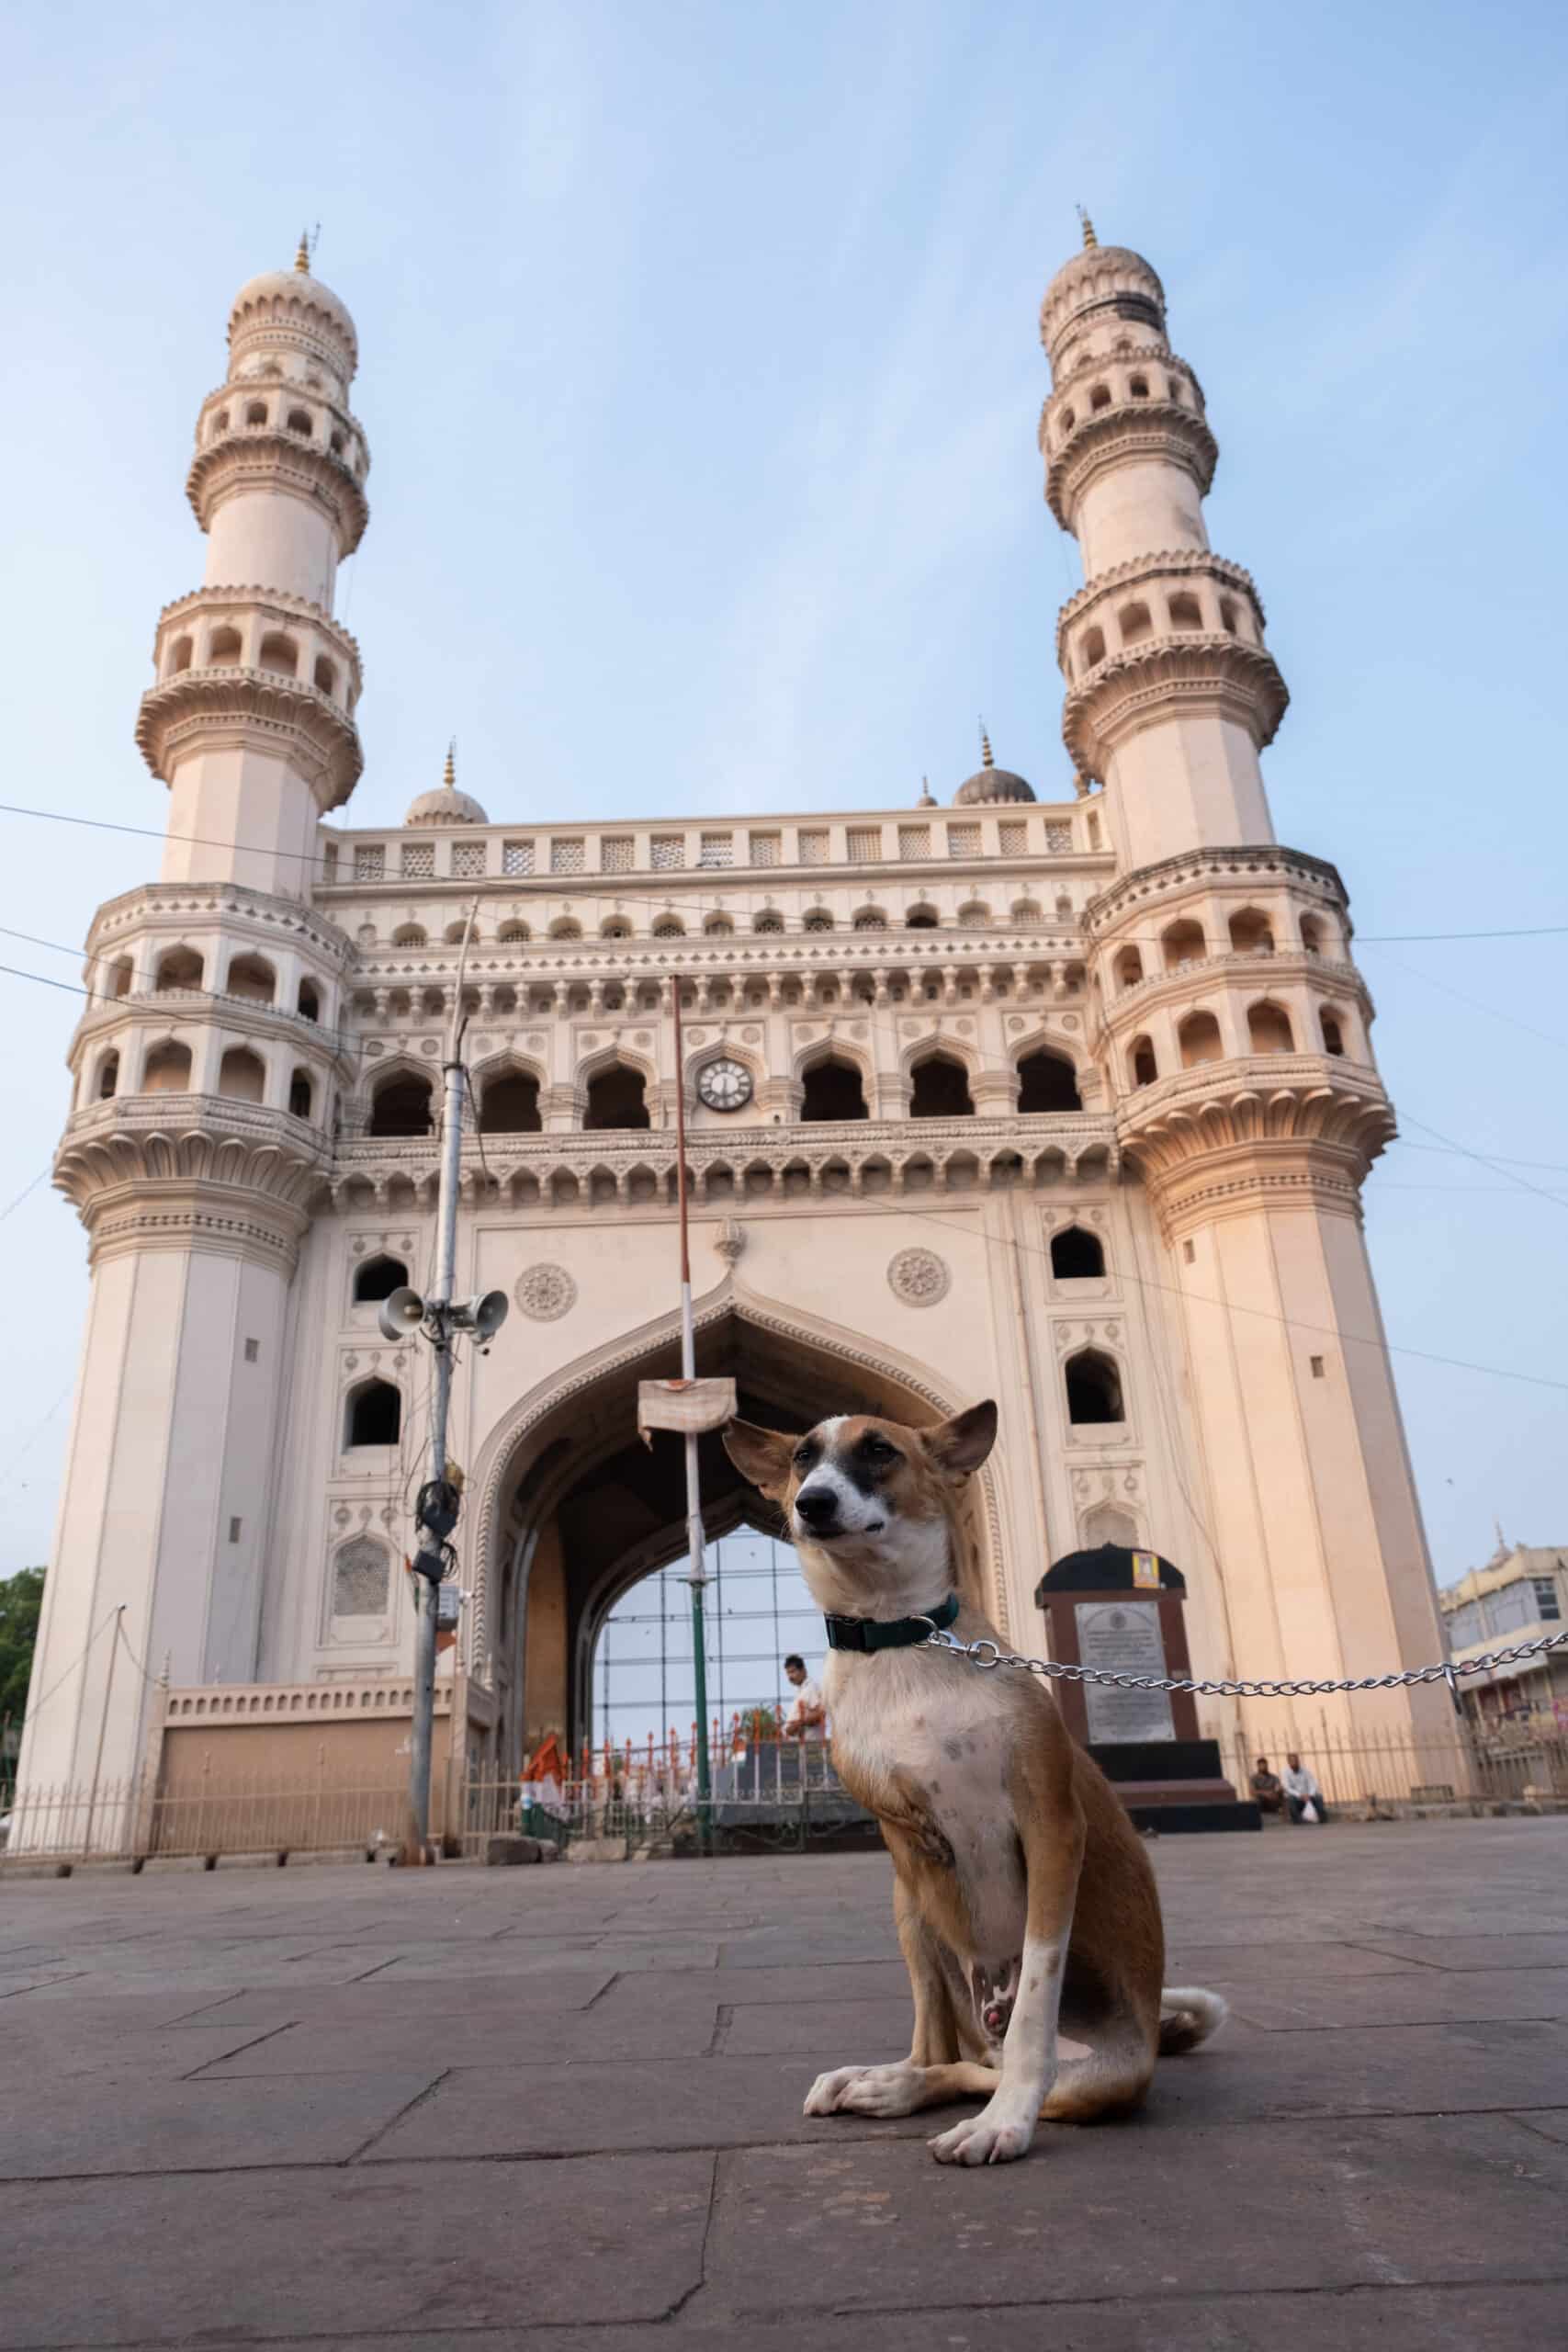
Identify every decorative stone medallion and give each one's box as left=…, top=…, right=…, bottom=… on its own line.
left=887, top=1247, right=951, bottom=1308
left=515, top=1263, right=577, bottom=1322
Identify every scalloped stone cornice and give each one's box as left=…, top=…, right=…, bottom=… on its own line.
left=135, top=667, right=363, bottom=808
left=71, top=989, right=357, bottom=1073
left=1062, top=635, right=1288, bottom=781
left=88, top=877, right=356, bottom=968
left=1097, top=949, right=1371, bottom=1025
left=186, top=431, right=368, bottom=555
left=349, top=933, right=1089, bottom=985
left=1046, top=404, right=1218, bottom=529
left=152, top=585, right=364, bottom=674
left=54, top=1096, right=330, bottom=1264
left=1087, top=843, right=1346, bottom=933
left=195, top=380, right=367, bottom=445
left=1113, top=1059, right=1395, bottom=1234
left=1055, top=550, right=1266, bottom=648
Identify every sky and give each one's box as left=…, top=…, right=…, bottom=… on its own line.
left=2, top=0, right=1567, bottom=1600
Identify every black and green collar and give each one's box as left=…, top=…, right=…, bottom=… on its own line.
left=823, top=1591, right=959, bottom=1654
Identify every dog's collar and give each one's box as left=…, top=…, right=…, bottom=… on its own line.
left=823, top=1591, right=959, bottom=1654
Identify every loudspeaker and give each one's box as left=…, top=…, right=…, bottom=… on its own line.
left=468, top=1289, right=510, bottom=1342
left=378, top=1285, right=427, bottom=1342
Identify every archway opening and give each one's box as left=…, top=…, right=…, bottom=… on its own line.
left=370, top=1070, right=434, bottom=1137
left=480, top=1069, right=543, bottom=1134
left=909, top=1054, right=973, bottom=1119
left=585, top=1063, right=649, bottom=1131
left=1018, top=1049, right=1081, bottom=1113
left=800, top=1057, right=868, bottom=1122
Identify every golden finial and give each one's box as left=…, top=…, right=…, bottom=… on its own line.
left=1077, top=206, right=1098, bottom=251
left=917, top=775, right=937, bottom=808
left=294, top=228, right=310, bottom=274
left=979, top=719, right=995, bottom=769
left=442, top=739, right=456, bottom=791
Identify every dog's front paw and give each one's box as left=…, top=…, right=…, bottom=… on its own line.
left=804, top=2064, right=872, bottom=2116
left=928, top=2100, right=1034, bottom=2165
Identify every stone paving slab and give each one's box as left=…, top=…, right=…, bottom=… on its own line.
left=722, top=1994, right=912, bottom=2057
left=1, top=2154, right=713, bottom=2343
left=0, top=2066, right=442, bottom=2180
left=165, top=1962, right=620, bottom=2027
left=195, top=1997, right=721, bottom=2075
left=1223, top=1966, right=1568, bottom=2030
left=1351, top=1929, right=1568, bottom=1971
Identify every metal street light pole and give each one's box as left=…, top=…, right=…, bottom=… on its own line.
left=671, top=974, right=712, bottom=1844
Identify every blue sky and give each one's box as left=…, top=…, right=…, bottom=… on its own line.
left=3, top=0, right=1567, bottom=1593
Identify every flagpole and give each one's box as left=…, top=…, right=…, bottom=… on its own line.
left=671, top=973, right=712, bottom=1846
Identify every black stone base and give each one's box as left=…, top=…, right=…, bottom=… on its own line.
left=1125, top=1801, right=1261, bottom=1835
left=1089, top=1738, right=1227, bottom=1783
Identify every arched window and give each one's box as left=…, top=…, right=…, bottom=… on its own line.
left=906, top=904, right=939, bottom=930
left=498, top=921, right=531, bottom=944
left=1300, top=913, right=1326, bottom=955
left=1018, top=1049, right=1081, bottom=1113
left=225, top=953, right=276, bottom=1003
left=956, top=902, right=990, bottom=929
left=585, top=1062, right=650, bottom=1130
left=286, top=407, right=312, bottom=437
left=313, top=656, right=337, bottom=696
left=370, top=1070, right=434, bottom=1136
left=168, top=635, right=194, bottom=675
left=391, top=924, right=427, bottom=948
left=752, top=910, right=784, bottom=934
left=1060, top=406, right=1077, bottom=435
left=801, top=1057, right=868, bottom=1122
left=297, top=979, right=320, bottom=1021
left=1081, top=626, right=1106, bottom=670
left=1228, top=910, right=1274, bottom=956
left=1218, top=597, right=1239, bottom=636
left=909, top=1054, right=974, bottom=1118
left=1130, top=1035, right=1157, bottom=1087
left=1012, top=899, right=1043, bottom=926
left=703, top=913, right=734, bottom=936
left=852, top=909, right=887, bottom=931
left=1051, top=1226, right=1105, bottom=1279
left=1320, top=1009, right=1347, bottom=1057
left=212, top=409, right=230, bottom=436
left=329, top=428, right=347, bottom=457
left=1168, top=592, right=1202, bottom=632
left=600, top=917, right=631, bottom=939
left=109, top=957, right=133, bottom=1001
left=1089, top=383, right=1111, bottom=412
left=243, top=400, right=268, bottom=426
left=1247, top=1001, right=1293, bottom=1054
left=96, top=1049, right=119, bottom=1101
left=333, top=1537, right=389, bottom=1617
left=288, top=1069, right=313, bottom=1121
left=219, top=1046, right=265, bottom=1102
left=803, top=909, right=835, bottom=933
left=208, top=625, right=243, bottom=666
left=652, top=916, right=684, bottom=939
left=345, top=1378, right=401, bottom=1449
left=1129, top=374, right=1149, bottom=399
left=1115, top=945, right=1144, bottom=989
left=354, top=1254, right=409, bottom=1304
left=549, top=917, right=582, bottom=941
left=1065, top=1348, right=1123, bottom=1426
left=154, top=946, right=203, bottom=992
left=142, top=1041, right=192, bottom=1094
left=1119, top=601, right=1153, bottom=646
left=257, top=632, right=299, bottom=678
left=480, top=1069, right=542, bottom=1133
left=1178, top=1011, right=1224, bottom=1066
left=1161, top=919, right=1205, bottom=970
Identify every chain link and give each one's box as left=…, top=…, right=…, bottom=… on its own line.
left=918, top=1621, right=1568, bottom=1702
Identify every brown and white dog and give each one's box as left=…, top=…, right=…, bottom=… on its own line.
left=723, top=1400, right=1226, bottom=2165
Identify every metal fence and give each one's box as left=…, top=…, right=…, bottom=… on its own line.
left=465, top=1734, right=869, bottom=1858
left=1227, top=1724, right=1568, bottom=1816
left=0, top=1771, right=410, bottom=1868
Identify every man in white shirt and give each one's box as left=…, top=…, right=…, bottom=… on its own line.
left=1281, top=1752, right=1327, bottom=1824
left=782, top=1653, right=826, bottom=1741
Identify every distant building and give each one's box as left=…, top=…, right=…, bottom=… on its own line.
left=1441, top=1544, right=1567, bottom=1729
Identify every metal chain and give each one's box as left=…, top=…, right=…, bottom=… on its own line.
left=919, top=1621, right=1568, bottom=1702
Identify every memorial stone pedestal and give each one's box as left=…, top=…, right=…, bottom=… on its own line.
left=1033, top=1545, right=1258, bottom=1833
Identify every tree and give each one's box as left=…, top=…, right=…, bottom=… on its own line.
left=0, top=1568, right=46, bottom=1731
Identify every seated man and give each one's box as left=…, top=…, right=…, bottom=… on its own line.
left=1249, top=1756, right=1285, bottom=1818
left=781, top=1652, right=826, bottom=1741
left=1281, top=1751, right=1328, bottom=1824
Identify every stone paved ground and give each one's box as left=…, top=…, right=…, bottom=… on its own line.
left=2, top=1818, right=1567, bottom=2348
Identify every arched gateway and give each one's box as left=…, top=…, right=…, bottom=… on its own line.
left=469, top=1283, right=1005, bottom=1773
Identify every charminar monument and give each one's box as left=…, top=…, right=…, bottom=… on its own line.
left=19, top=222, right=1454, bottom=1826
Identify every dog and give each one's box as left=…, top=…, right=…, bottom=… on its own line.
left=723, top=1400, right=1226, bottom=2165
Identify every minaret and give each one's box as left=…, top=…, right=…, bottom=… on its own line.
left=1042, top=223, right=1452, bottom=1757
left=134, top=238, right=368, bottom=897
left=17, top=251, right=367, bottom=1815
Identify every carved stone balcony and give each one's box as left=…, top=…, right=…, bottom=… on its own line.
left=54, top=1093, right=331, bottom=1265
left=135, top=663, right=363, bottom=808
left=186, top=423, right=369, bottom=552
left=1114, top=1054, right=1395, bottom=1234
left=1045, top=399, right=1218, bottom=533
left=1063, top=634, right=1289, bottom=783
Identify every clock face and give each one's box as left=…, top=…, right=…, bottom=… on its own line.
left=697, top=1057, right=753, bottom=1114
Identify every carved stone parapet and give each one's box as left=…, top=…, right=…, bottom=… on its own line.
left=54, top=1095, right=330, bottom=1267
left=87, top=876, right=356, bottom=971
left=1063, top=635, right=1289, bottom=783
left=186, top=429, right=368, bottom=554
left=1055, top=549, right=1267, bottom=651
left=1097, top=949, right=1371, bottom=1027
left=1115, top=1057, right=1394, bottom=1236
left=1087, top=843, right=1347, bottom=936
left=136, top=666, right=363, bottom=808
left=1046, top=404, right=1218, bottom=532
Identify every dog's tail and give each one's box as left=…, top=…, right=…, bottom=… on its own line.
left=1157, top=1986, right=1229, bottom=2055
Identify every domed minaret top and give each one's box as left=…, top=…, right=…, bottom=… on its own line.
left=953, top=724, right=1036, bottom=807
left=405, top=742, right=489, bottom=828
left=226, top=233, right=360, bottom=393
left=1038, top=210, right=1169, bottom=373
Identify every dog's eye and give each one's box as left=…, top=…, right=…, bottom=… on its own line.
left=792, top=1445, right=815, bottom=1470
left=863, top=1438, right=898, bottom=1464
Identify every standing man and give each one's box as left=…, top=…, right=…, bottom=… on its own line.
left=1281, top=1751, right=1327, bottom=1824
left=782, top=1654, right=826, bottom=1741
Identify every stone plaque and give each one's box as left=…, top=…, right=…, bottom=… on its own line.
left=1074, top=1600, right=1174, bottom=1744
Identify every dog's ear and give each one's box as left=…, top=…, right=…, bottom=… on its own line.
left=723, top=1419, right=796, bottom=1499
left=922, top=1400, right=998, bottom=1479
